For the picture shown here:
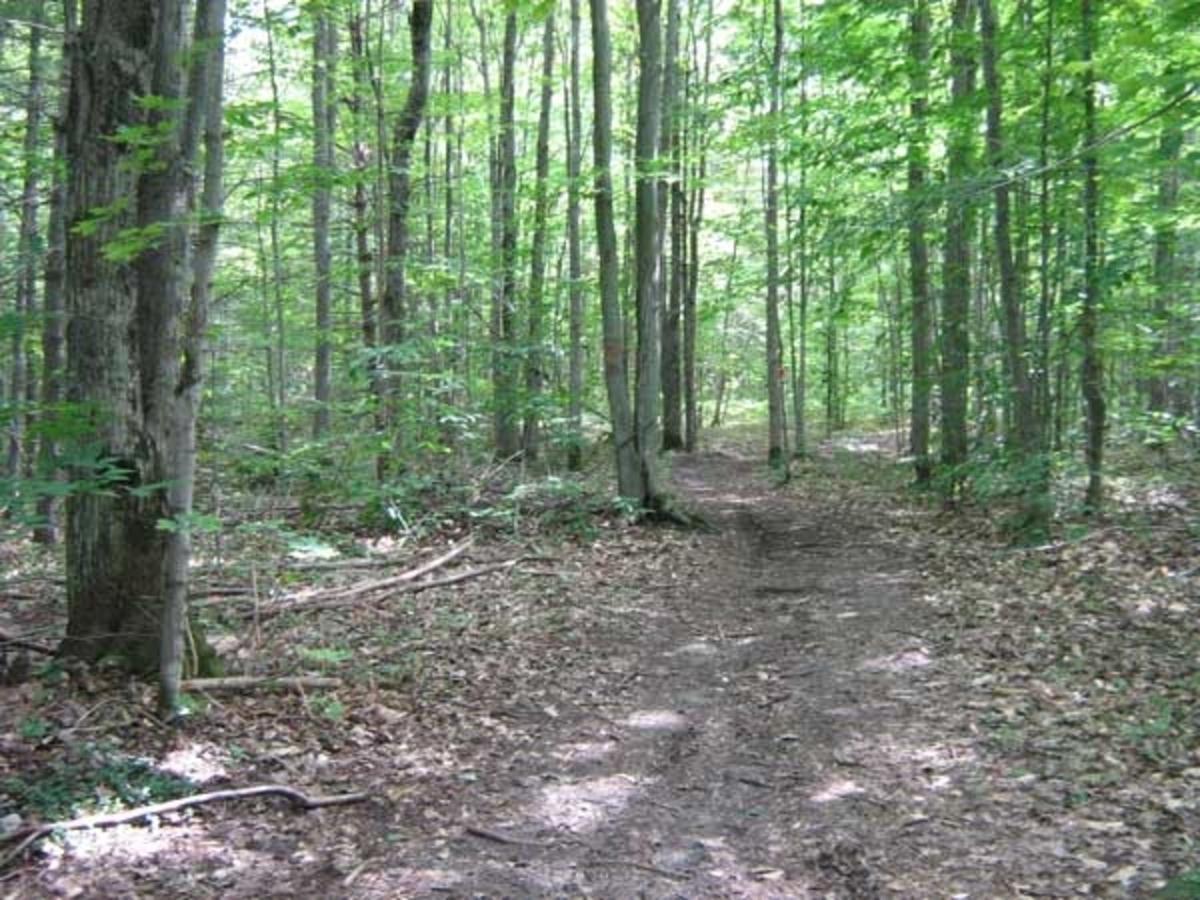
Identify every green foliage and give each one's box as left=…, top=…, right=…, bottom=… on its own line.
left=1158, top=869, right=1200, bottom=899
left=1, top=745, right=195, bottom=822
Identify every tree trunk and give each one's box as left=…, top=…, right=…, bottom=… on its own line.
left=63, top=0, right=222, bottom=702
left=493, top=11, right=521, bottom=459
left=311, top=7, right=336, bottom=439
left=763, top=0, right=787, bottom=471
left=590, top=0, right=641, bottom=499
left=8, top=0, right=45, bottom=486
left=381, top=0, right=434, bottom=465
left=34, top=0, right=72, bottom=545
left=634, top=0, right=665, bottom=504
left=523, top=13, right=556, bottom=461
left=907, top=0, right=932, bottom=486
left=567, top=0, right=586, bottom=471
left=1150, top=117, right=1183, bottom=413
left=940, top=0, right=976, bottom=493
left=979, top=0, right=1045, bottom=530
left=658, top=0, right=683, bottom=452
left=1080, top=0, right=1106, bottom=512
left=161, top=0, right=228, bottom=714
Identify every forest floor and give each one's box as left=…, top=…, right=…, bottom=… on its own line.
left=2, top=429, right=1199, bottom=898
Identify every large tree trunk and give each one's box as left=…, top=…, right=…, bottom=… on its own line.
left=940, top=0, right=976, bottom=493
left=764, top=0, right=787, bottom=471
left=567, top=0, right=586, bottom=471
left=523, top=13, right=556, bottom=461
left=381, top=0, right=434, bottom=465
left=659, top=0, right=683, bottom=452
left=63, top=0, right=222, bottom=702
left=634, top=0, right=665, bottom=503
left=591, top=0, right=641, bottom=499
left=311, top=7, right=336, bottom=439
left=1080, top=0, right=1106, bottom=512
left=907, top=0, right=932, bottom=486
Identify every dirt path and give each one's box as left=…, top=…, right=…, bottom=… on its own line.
left=354, top=450, right=965, bottom=897
left=12, top=444, right=1191, bottom=897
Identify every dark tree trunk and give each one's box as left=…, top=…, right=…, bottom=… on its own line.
left=940, top=0, right=976, bottom=493
left=1080, top=0, right=1106, bottom=512
left=659, top=0, right=683, bottom=452
left=907, top=0, right=932, bottom=486
left=381, top=0, right=434, bottom=464
left=523, top=13, right=556, bottom=461
left=567, top=0, right=586, bottom=470
left=634, top=0, right=665, bottom=503
left=764, top=0, right=786, bottom=471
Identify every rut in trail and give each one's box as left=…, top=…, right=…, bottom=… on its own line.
left=363, top=449, right=961, bottom=898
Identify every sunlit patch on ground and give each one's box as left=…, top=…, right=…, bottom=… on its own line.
left=860, top=648, right=932, bottom=672
left=672, top=640, right=718, bottom=657
left=622, top=708, right=689, bottom=732
left=552, top=739, right=617, bottom=765
left=809, top=778, right=865, bottom=803
left=532, top=774, right=646, bottom=832
left=158, top=742, right=231, bottom=784
left=50, top=822, right=224, bottom=865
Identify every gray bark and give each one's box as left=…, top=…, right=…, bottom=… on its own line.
left=312, top=8, right=336, bottom=439
left=591, top=0, right=641, bottom=499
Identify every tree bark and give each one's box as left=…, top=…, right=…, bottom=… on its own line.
left=381, top=0, right=434, bottom=465
left=1080, top=0, right=1106, bottom=512
left=523, top=13, right=556, bottom=461
left=764, top=0, right=787, bottom=471
left=591, top=0, right=641, bottom=500
left=907, top=0, right=932, bottom=486
left=34, top=0, right=72, bottom=545
left=492, top=11, right=521, bottom=459
left=8, top=0, right=45, bottom=485
left=659, top=0, right=683, bottom=452
left=634, top=0, right=665, bottom=503
left=567, top=0, right=586, bottom=470
left=311, top=6, right=337, bottom=439
left=940, top=0, right=976, bottom=493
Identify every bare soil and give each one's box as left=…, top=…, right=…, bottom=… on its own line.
left=3, top=436, right=1198, bottom=898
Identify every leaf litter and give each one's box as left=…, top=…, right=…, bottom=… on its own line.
left=0, top=433, right=1197, bottom=897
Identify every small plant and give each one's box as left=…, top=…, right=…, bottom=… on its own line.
left=299, top=646, right=353, bottom=669
left=308, top=694, right=345, bottom=722
left=2, top=745, right=195, bottom=821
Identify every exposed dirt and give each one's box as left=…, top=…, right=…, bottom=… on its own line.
left=3, top=438, right=1198, bottom=897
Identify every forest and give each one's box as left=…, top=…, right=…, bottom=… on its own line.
left=0, top=0, right=1198, bottom=895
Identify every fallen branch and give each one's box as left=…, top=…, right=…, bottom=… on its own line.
left=180, top=676, right=342, bottom=692
left=0, top=784, right=368, bottom=869
left=293, top=559, right=522, bottom=615
left=0, top=630, right=56, bottom=656
left=257, top=538, right=475, bottom=618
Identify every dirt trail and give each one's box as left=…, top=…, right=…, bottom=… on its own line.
left=365, top=450, right=964, bottom=898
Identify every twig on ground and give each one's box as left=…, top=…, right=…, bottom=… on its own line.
left=0, top=784, right=368, bottom=869
left=464, top=825, right=549, bottom=847
left=0, top=630, right=55, bottom=656
left=179, top=676, right=343, bottom=692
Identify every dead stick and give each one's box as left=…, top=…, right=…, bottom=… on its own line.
left=0, top=630, right=55, bottom=656
left=0, top=784, right=368, bottom=868
left=180, top=676, right=342, bottom=692
left=330, top=537, right=474, bottom=601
